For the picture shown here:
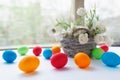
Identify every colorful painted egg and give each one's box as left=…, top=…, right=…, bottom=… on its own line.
left=74, top=52, right=91, bottom=68
left=101, top=52, right=120, bottom=67
left=50, top=53, right=68, bottom=69
left=92, top=48, right=104, bottom=60
left=100, top=44, right=109, bottom=52
left=43, top=48, right=52, bottom=59
left=51, top=45, right=61, bottom=54
left=33, top=46, right=42, bottom=56
left=18, top=56, right=40, bottom=73
left=2, top=50, right=17, bottom=63
left=17, top=46, right=29, bottom=56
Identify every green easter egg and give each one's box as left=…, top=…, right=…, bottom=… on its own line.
left=92, top=48, right=104, bottom=60
left=17, top=46, right=29, bottom=56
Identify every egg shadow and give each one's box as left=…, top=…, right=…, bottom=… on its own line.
left=3, top=62, right=16, bottom=65
left=80, top=66, right=95, bottom=71
left=19, top=71, right=40, bottom=77
left=53, top=67, right=71, bottom=71
left=86, top=66, right=95, bottom=71
left=105, top=65, right=120, bottom=69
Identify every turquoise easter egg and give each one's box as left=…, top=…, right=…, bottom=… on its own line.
left=101, top=52, right=120, bottom=67
left=43, top=48, right=52, bottom=59
left=2, top=50, right=17, bottom=63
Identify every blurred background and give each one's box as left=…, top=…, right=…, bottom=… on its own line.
left=0, top=0, right=119, bottom=46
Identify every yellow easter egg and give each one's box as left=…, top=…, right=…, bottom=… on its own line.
left=18, top=56, right=40, bottom=73
left=74, top=52, right=91, bottom=68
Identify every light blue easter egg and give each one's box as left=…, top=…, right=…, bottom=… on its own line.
left=43, top=48, right=52, bottom=59
left=101, top=52, right=120, bottom=67
left=2, top=50, right=17, bottom=63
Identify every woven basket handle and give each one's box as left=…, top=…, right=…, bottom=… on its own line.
left=72, top=28, right=93, bottom=38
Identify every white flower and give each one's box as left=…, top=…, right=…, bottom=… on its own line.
left=94, top=34, right=113, bottom=46
left=78, top=33, right=88, bottom=44
left=76, top=8, right=86, bottom=16
left=94, top=34, right=105, bottom=44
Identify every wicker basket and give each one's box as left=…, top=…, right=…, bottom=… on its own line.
left=60, top=28, right=96, bottom=58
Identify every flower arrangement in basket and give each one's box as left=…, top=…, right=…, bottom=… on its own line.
left=50, top=7, right=113, bottom=57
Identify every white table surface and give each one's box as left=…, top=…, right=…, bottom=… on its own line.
left=0, top=47, right=120, bottom=80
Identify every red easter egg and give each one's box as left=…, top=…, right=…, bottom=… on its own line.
left=50, top=53, right=68, bottom=69
left=33, top=46, right=42, bottom=56
left=100, top=44, right=109, bottom=52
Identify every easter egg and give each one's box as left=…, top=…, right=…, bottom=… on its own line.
left=2, top=50, right=17, bottom=63
left=18, top=56, right=40, bottom=73
left=101, top=52, right=120, bottom=67
left=92, top=48, right=104, bottom=60
left=33, top=46, right=42, bottom=56
left=74, top=52, right=90, bottom=68
left=51, top=45, right=61, bottom=54
left=100, top=44, right=109, bottom=52
left=17, top=46, right=28, bottom=56
left=43, top=48, right=52, bottom=59
left=50, top=53, right=68, bottom=69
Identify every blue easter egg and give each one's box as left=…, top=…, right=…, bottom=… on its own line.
left=43, top=48, right=52, bottom=59
left=2, top=50, right=17, bottom=63
left=101, top=52, right=120, bottom=67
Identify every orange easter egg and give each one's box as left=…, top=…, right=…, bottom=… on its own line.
left=52, top=46, right=61, bottom=54
left=74, top=52, right=90, bottom=68
left=18, top=56, right=40, bottom=73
